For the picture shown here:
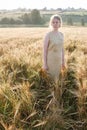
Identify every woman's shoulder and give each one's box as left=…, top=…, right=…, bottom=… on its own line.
left=45, top=31, right=51, bottom=37
left=44, top=31, right=52, bottom=39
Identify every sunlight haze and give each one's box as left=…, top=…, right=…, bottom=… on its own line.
left=0, top=0, right=87, bottom=10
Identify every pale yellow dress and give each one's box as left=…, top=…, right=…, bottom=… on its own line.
left=46, top=31, right=64, bottom=82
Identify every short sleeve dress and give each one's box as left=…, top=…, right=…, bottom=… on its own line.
left=46, top=31, right=64, bottom=82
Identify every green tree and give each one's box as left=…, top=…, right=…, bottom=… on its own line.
left=21, top=13, right=31, bottom=24
left=31, top=9, right=42, bottom=24
left=81, top=18, right=85, bottom=26
left=9, top=18, right=16, bottom=24
left=0, top=17, right=10, bottom=24
left=67, top=17, right=73, bottom=25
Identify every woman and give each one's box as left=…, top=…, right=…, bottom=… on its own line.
left=42, top=14, right=65, bottom=82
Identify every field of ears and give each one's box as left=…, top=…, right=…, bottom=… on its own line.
left=0, top=26, right=87, bottom=130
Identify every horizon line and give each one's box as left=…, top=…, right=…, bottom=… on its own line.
left=0, top=7, right=87, bottom=11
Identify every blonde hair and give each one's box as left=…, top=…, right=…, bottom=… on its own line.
left=49, top=14, right=62, bottom=29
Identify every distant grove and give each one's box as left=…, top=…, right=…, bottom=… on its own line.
left=0, top=9, right=87, bottom=26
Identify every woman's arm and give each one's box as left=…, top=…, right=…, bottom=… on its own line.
left=42, top=33, right=49, bottom=70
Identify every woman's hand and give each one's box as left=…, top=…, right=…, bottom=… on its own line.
left=42, top=64, right=48, bottom=71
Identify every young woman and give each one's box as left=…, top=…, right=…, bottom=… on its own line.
left=42, top=14, right=65, bottom=82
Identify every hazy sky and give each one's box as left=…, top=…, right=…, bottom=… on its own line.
left=0, top=0, right=87, bottom=10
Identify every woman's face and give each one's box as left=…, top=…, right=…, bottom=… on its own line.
left=51, top=18, right=61, bottom=30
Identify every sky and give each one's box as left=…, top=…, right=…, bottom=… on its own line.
left=0, top=0, right=87, bottom=10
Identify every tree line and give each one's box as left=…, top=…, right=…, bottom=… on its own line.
left=0, top=9, right=86, bottom=26
left=66, top=17, right=85, bottom=26
left=0, top=9, right=45, bottom=25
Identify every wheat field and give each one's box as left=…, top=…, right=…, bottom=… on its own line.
left=0, top=26, right=87, bottom=130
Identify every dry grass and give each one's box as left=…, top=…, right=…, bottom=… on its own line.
left=0, top=27, right=87, bottom=130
